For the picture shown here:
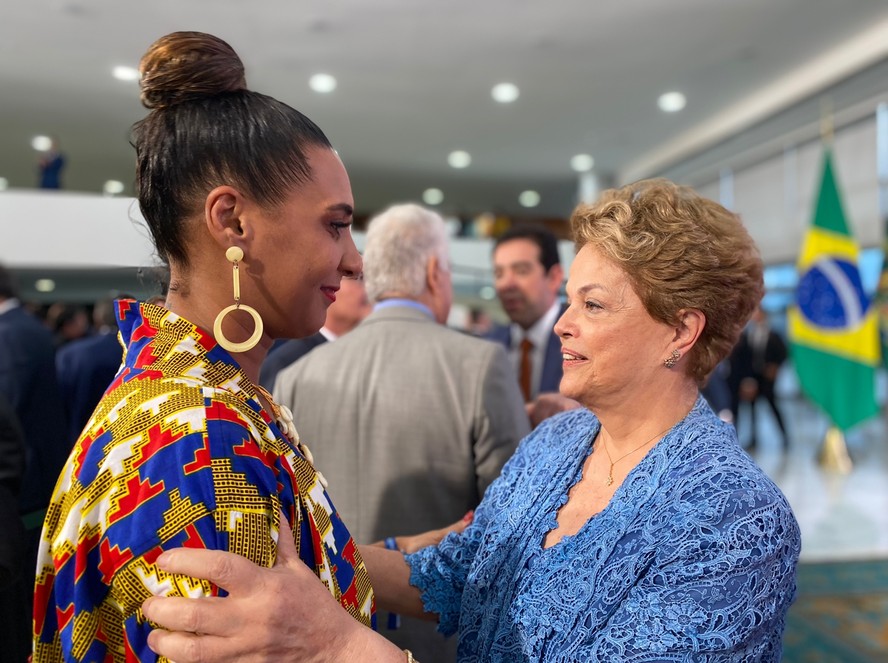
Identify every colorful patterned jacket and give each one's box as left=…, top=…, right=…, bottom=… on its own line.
left=34, top=300, right=374, bottom=661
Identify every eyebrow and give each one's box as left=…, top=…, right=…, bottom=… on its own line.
left=568, top=283, right=607, bottom=296
left=496, top=259, right=536, bottom=269
left=326, top=203, right=354, bottom=217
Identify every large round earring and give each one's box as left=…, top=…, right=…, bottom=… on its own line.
left=213, top=246, right=264, bottom=353
left=663, top=349, right=681, bottom=368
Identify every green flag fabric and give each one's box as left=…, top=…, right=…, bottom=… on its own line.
left=788, top=149, right=880, bottom=431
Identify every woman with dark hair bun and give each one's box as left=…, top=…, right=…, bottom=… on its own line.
left=32, top=31, right=375, bottom=661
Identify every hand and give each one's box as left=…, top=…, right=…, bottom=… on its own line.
left=526, top=392, right=582, bottom=428
left=739, top=377, right=758, bottom=402
left=389, top=510, right=474, bottom=553
left=142, top=513, right=398, bottom=663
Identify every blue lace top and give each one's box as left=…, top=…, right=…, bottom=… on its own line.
left=406, top=396, right=800, bottom=662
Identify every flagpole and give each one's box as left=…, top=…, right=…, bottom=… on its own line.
left=820, top=96, right=834, bottom=146
left=818, top=426, right=852, bottom=474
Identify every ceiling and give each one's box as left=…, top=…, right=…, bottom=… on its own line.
left=2, top=0, right=888, bottom=220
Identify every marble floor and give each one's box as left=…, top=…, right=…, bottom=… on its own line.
left=736, top=393, right=888, bottom=562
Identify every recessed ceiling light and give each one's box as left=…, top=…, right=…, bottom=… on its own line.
left=491, top=82, right=520, bottom=104
left=309, top=73, right=337, bottom=93
left=658, top=91, right=686, bottom=113
left=570, top=154, right=595, bottom=172
left=103, top=180, right=125, bottom=196
left=35, top=278, right=56, bottom=293
left=423, top=188, right=444, bottom=205
left=0, top=177, right=7, bottom=191
left=113, top=66, right=140, bottom=81
left=448, top=150, right=471, bottom=169
left=519, top=190, right=541, bottom=208
left=31, top=135, right=52, bottom=151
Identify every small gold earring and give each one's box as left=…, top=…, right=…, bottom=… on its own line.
left=663, top=349, right=681, bottom=368
left=213, top=246, right=264, bottom=353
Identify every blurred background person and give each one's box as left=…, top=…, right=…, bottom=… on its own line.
left=0, top=392, right=25, bottom=589
left=44, top=301, right=90, bottom=348
left=466, top=306, right=493, bottom=337
left=728, top=305, right=789, bottom=450
left=259, top=273, right=371, bottom=389
left=0, top=264, right=68, bottom=663
left=274, top=203, right=529, bottom=663
left=55, top=297, right=127, bottom=445
left=487, top=225, right=579, bottom=426
left=37, top=136, right=66, bottom=190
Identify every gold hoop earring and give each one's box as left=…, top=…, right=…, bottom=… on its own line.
left=663, top=349, right=681, bottom=369
left=213, top=246, right=264, bottom=353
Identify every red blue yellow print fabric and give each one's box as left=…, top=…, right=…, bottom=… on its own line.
left=33, top=300, right=374, bottom=661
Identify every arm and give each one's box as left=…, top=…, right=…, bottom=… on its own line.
left=360, top=511, right=473, bottom=616
left=357, top=545, right=430, bottom=618
left=144, top=514, right=406, bottom=663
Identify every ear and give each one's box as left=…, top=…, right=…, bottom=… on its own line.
left=426, top=255, right=443, bottom=295
left=546, top=263, right=565, bottom=292
left=671, top=308, right=706, bottom=355
left=204, top=186, right=253, bottom=252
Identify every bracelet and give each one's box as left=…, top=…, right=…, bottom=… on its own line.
left=384, top=536, right=400, bottom=551
left=404, top=649, right=417, bottom=663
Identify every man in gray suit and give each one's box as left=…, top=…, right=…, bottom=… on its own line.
left=274, top=203, right=529, bottom=662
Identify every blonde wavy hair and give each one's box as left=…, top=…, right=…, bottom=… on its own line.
left=571, top=179, right=764, bottom=384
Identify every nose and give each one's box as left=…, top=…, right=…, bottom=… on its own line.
left=553, top=305, right=575, bottom=338
left=340, top=233, right=363, bottom=279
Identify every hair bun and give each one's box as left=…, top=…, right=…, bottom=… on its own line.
left=139, top=31, right=247, bottom=110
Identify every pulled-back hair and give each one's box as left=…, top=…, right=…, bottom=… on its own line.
left=571, top=179, right=764, bottom=383
left=132, top=31, right=332, bottom=266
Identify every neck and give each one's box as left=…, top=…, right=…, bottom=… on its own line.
left=164, top=288, right=274, bottom=386
left=593, top=379, right=698, bottom=454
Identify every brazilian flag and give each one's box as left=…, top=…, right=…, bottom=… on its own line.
left=876, top=221, right=888, bottom=369
left=788, top=149, right=880, bottom=431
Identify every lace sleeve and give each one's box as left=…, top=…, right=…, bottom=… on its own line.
left=404, top=419, right=547, bottom=636
left=578, top=484, right=801, bottom=661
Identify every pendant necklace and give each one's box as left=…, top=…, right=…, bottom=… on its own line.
left=600, top=424, right=673, bottom=486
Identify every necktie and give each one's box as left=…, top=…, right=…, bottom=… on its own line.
left=519, top=338, right=534, bottom=402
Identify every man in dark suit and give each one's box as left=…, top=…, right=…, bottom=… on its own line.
left=56, top=297, right=126, bottom=444
left=0, top=265, right=68, bottom=662
left=487, top=226, right=579, bottom=426
left=729, top=306, right=789, bottom=449
left=259, top=275, right=371, bottom=389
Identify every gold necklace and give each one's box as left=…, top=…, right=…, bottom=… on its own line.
left=600, top=424, right=673, bottom=486
left=254, top=384, right=328, bottom=489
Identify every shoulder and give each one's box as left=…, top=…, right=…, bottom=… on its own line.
left=0, top=307, right=47, bottom=336
left=484, top=323, right=511, bottom=345
left=513, top=407, right=596, bottom=463
left=653, top=408, right=798, bottom=543
left=442, top=326, right=509, bottom=356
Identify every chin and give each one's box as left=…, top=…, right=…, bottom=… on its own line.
left=558, top=376, right=589, bottom=406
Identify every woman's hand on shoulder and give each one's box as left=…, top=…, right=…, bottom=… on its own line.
left=142, top=513, right=401, bottom=663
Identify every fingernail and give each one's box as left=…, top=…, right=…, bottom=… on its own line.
left=156, top=551, right=174, bottom=568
